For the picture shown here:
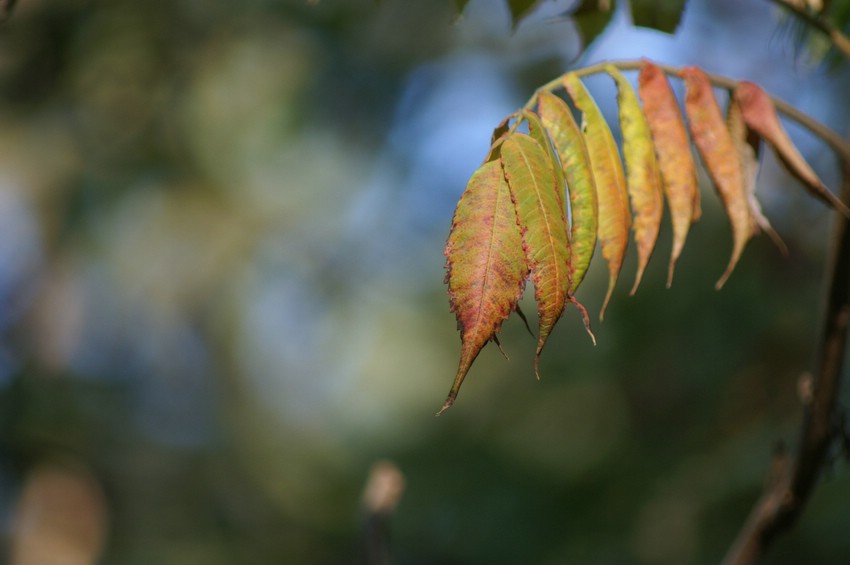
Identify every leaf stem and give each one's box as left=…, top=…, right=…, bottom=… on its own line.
left=519, top=59, right=850, bottom=164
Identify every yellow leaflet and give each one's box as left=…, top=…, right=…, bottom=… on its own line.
left=606, top=65, right=664, bottom=295
left=440, top=160, right=528, bottom=414
left=501, top=133, right=571, bottom=377
left=682, top=66, right=756, bottom=289
left=637, top=60, right=701, bottom=287
left=564, top=72, right=630, bottom=320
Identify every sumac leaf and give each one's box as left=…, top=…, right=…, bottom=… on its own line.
left=564, top=72, right=630, bottom=319
left=734, top=81, right=850, bottom=218
left=727, top=95, right=788, bottom=254
left=536, top=91, right=599, bottom=294
left=638, top=60, right=701, bottom=287
left=501, top=133, right=571, bottom=376
left=607, top=65, right=664, bottom=295
left=522, top=109, right=567, bottom=216
left=441, top=160, right=528, bottom=414
left=683, top=66, right=756, bottom=289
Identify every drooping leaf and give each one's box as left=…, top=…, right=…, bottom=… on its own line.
left=637, top=60, right=701, bottom=287
left=441, top=160, right=528, bottom=414
left=727, top=95, right=788, bottom=254
left=629, top=0, right=687, bottom=34
left=521, top=109, right=567, bottom=217
left=734, top=81, right=850, bottom=218
left=501, top=133, right=571, bottom=377
left=536, top=91, right=599, bottom=295
left=606, top=65, right=664, bottom=295
left=564, top=72, right=630, bottom=319
left=683, top=66, right=756, bottom=289
left=572, top=0, right=616, bottom=51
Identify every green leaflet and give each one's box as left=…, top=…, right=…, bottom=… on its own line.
left=572, top=0, right=615, bottom=52
left=441, top=160, right=528, bottom=414
left=606, top=65, right=664, bottom=295
left=637, top=59, right=700, bottom=287
left=501, top=133, right=570, bottom=377
left=521, top=109, right=568, bottom=218
left=564, top=72, right=630, bottom=320
left=630, top=0, right=686, bottom=34
left=683, top=66, right=755, bottom=289
left=535, top=91, right=598, bottom=295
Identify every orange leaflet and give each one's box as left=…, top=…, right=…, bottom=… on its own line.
left=637, top=60, right=701, bottom=287
left=607, top=65, right=664, bottom=295
left=734, top=81, right=850, bottom=218
left=682, top=66, right=756, bottom=289
left=441, top=159, right=528, bottom=414
left=564, top=72, right=630, bottom=320
left=501, top=133, right=571, bottom=378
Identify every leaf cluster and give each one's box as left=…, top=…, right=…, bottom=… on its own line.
left=440, top=59, right=849, bottom=413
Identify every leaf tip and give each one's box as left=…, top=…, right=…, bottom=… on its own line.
left=569, top=296, right=596, bottom=345
left=666, top=261, right=676, bottom=289
left=629, top=269, right=646, bottom=297
left=435, top=396, right=455, bottom=417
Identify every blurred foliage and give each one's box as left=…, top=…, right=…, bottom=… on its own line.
left=0, top=0, right=847, bottom=564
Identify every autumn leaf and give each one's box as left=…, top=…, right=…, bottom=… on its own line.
left=441, top=160, right=528, bottom=414
left=606, top=65, right=664, bottom=295
left=536, top=91, right=598, bottom=295
left=683, top=66, right=756, bottom=289
left=734, top=81, right=850, bottom=218
left=727, top=95, right=788, bottom=254
left=442, top=59, right=850, bottom=413
left=501, top=133, right=570, bottom=378
left=638, top=60, right=701, bottom=287
left=564, top=72, right=630, bottom=319
left=522, top=109, right=567, bottom=217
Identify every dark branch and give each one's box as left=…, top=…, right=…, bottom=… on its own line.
left=721, top=159, right=850, bottom=565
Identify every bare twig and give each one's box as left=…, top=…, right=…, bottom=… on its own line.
left=721, top=159, right=850, bottom=565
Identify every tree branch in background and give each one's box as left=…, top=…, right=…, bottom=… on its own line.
left=767, top=0, right=850, bottom=61
left=721, top=158, right=850, bottom=565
